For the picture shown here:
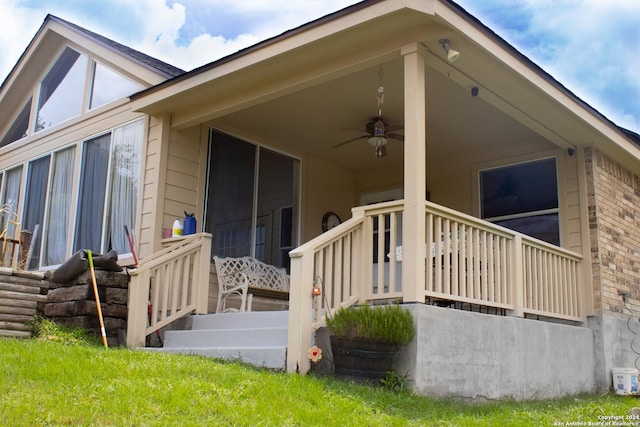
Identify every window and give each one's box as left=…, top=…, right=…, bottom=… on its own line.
left=103, top=121, right=143, bottom=254
left=0, top=167, right=23, bottom=235
left=206, top=130, right=299, bottom=271
left=1, top=98, right=32, bottom=146
left=74, top=120, right=143, bottom=255
left=480, top=157, right=559, bottom=245
left=22, top=156, right=51, bottom=269
left=0, top=46, right=146, bottom=146
left=0, top=167, right=23, bottom=265
left=43, top=147, right=75, bottom=266
left=36, top=47, right=87, bottom=131
left=90, top=62, right=143, bottom=109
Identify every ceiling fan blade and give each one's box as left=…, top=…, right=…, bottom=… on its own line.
left=333, top=135, right=367, bottom=148
left=387, top=132, right=404, bottom=142
left=341, top=127, right=368, bottom=132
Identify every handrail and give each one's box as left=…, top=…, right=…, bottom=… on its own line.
left=286, top=200, right=584, bottom=374
left=126, top=233, right=211, bottom=348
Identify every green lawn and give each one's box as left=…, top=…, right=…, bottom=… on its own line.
left=1, top=321, right=638, bottom=426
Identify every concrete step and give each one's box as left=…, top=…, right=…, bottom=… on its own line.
left=163, top=326, right=287, bottom=348
left=190, top=310, right=288, bottom=330
left=156, top=310, right=289, bottom=370
left=154, top=346, right=287, bottom=370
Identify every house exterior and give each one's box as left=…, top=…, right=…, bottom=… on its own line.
left=2, top=0, right=640, bottom=400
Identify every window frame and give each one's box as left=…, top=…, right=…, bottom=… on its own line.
left=477, top=155, right=562, bottom=245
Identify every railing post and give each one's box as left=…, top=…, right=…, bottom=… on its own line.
left=287, top=252, right=314, bottom=374
left=511, top=235, right=524, bottom=317
left=126, top=270, right=151, bottom=348
left=196, top=233, right=212, bottom=314
left=401, top=42, right=427, bottom=304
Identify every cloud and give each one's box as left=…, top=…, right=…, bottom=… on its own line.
left=0, top=0, right=46, bottom=85
left=133, top=0, right=358, bottom=70
left=500, top=0, right=639, bottom=131
left=460, top=0, right=639, bottom=132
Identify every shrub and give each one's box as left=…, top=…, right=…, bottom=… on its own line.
left=326, top=304, right=415, bottom=344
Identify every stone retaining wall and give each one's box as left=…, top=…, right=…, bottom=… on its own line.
left=0, top=268, right=49, bottom=337
left=44, top=270, right=130, bottom=346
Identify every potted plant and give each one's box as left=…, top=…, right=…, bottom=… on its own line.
left=325, top=304, right=415, bottom=381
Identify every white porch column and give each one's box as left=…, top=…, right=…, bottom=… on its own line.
left=401, top=43, right=427, bottom=303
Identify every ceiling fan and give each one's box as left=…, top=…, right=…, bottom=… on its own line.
left=333, top=63, right=403, bottom=158
left=332, top=117, right=403, bottom=158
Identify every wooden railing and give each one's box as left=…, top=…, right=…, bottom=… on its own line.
left=286, top=200, right=584, bottom=374
left=126, top=233, right=211, bottom=348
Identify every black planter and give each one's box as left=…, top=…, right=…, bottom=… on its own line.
left=330, top=336, right=399, bottom=381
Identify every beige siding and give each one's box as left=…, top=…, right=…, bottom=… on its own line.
left=163, top=126, right=202, bottom=226
left=563, top=154, right=583, bottom=253
left=300, top=157, right=357, bottom=242
left=139, top=114, right=168, bottom=258
left=139, top=118, right=204, bottom=257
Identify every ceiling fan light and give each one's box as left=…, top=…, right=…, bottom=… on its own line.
left=367, top=135, right=388, bottom=147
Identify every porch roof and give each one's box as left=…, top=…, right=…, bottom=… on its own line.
left=130, top=0, right=640, bottom=173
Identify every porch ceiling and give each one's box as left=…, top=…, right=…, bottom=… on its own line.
left=208, top=57, right=546, bottom=172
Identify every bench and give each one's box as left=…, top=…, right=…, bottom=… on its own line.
left=213, top=256, right=290, bottom=313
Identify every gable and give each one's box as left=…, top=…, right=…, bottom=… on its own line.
left=0, top=15, right=183, bottom=148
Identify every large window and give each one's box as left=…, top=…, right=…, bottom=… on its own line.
left=22, top=156, right=51, bottom=269
left=206, top=130, right=299, bottom=271
left=44, top=147, right=76, bottom=266
left=480, top=157, right=559, bottom=245
left=0, top=167, right=23, bottom=266
left=74, top=120, right=143, bottom=255
left=36, top=47, right=87, bottom=131
left=90, top=62, right=143, bottom=109
left=1, top=46, right=144, bottom=146
left=0, top=98, right=32, bottom=146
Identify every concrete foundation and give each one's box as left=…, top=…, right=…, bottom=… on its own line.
left=589, top=314, right=640, bottom=391
left=397, top=305, right=598, bottom=400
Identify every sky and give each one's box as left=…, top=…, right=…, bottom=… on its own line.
left=1, top=0, right=638, bottom=133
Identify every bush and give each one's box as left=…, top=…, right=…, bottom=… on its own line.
left=326, top=304, right=415, bottom=344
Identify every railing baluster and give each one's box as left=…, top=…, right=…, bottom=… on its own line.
left=451, top=221, right=459, bottom=296
left=425, top=212, right=434, bottom=293
left=443, top=218, right=451, bottom=295
left=389, top=211, right=398, bottom=293
left=434, top=215, right=442, bottom=293
left=460, top=224, right=467, bottom=298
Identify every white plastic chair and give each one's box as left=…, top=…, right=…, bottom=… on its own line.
left=213, top=256, right=253, bottom=313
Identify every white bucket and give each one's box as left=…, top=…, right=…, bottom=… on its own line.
left=612, top=368, right=639, bottom=395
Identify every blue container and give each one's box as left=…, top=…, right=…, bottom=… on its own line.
left=183, top=216, right=196, bottom=235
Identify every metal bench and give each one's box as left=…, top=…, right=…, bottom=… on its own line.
left=213, top=256, right=290, bottom=313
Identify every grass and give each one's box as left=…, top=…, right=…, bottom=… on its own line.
left=1, top=320, right=639, bottom=426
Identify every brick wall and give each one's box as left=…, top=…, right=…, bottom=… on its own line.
left=585, top=148, right=640, bottom=315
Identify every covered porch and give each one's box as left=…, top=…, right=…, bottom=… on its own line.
left=126, top=1, right=593, bottom=380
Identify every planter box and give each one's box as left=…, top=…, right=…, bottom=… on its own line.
left=330, top=336, right=398, bottom=381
